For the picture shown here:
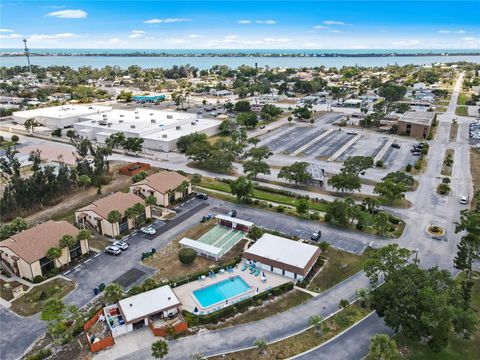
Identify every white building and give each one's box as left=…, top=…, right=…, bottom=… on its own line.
left=243, top=234, right=321, bottom=281
left=12, top=104, right=112, bottom=129
left=74, top=108, right=221, bottom=152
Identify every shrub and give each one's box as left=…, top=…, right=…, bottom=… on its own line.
left=356, top=222, right=365, bottom=230
left=115, top=234, right=122, bottom=240
left=389, top=216, right=400, bottom=224
left=405, top=164, right=412, bottom=172
left=437, top=183, right=451, bottom=195
left=375, top=160, right=384, bottom=168
left=33, top=275, right=44, bottom=284
left=49, top=268, right=60, bottom=276
left=324, top=214, right=332, bottom=223
left=178, top=248, right=197, bottom=264
left=442, top=177, right=451, bottom=184
left=276, top=205, right=285, bottom=213
left=26, top=348, right=52, bottom=360
left=309, top=212, right=320, bottom=220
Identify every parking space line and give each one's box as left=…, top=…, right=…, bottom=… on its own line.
left=63, top=270, right=71, bottom=275
left=84, top=259, right=91, bottom=264
left=74, top=265, right=81, bottom=270
left=94, top=253, right=101, bottom=258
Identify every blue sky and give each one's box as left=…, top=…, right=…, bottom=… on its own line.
left=0, top=1, right=479, bottom=49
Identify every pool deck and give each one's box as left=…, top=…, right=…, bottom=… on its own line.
left=172, top=264, right=290, bottom=313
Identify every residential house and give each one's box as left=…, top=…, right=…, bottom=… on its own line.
left=130, top=171, right=191, bottom=207
left=0, top=221, right=89, bottom=281
left=75, top=192, right=151, bottom=238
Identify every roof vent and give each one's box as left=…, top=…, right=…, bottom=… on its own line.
left=150, top=112, right=154, bottom=116
left=129, top=303, right=133, bottom=307
left=91, top=120, right=96, bottom=123
left=162, top=134, right=167, bottom=138
left=168, top=297, right=171, bottom=301
left=176, top=126, right=181, bottom=130
left=134, top=110, right=139, bottom=114
left=119, top=119, right=124, bottom=123
left=120, top=114, right=124, bottom=118
left=191, top=122, right=196, bottom=125
left=131, top=125, right=136, bottom=129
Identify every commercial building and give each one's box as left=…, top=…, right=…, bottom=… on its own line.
left=75, top=192, right=151, bottom=238
left=130, top=170, right=191, bottom=207
left=13, top=104, right=112, bottom=129
left=397, top=111, right=435, bottom=139
left=74, top=108, right=221, bottom=152
left=132, top=94, right=166, bottom=103
left=0, top=221, right=89, bottom=280
left=243, top=234, right=321, bottom=281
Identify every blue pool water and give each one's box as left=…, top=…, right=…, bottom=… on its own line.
left=193, top=276, right=251, bottom=308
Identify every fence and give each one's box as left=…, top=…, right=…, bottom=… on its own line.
left=83, top=308, right=115, bottom=353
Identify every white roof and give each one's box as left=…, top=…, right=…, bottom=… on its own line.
left=142, top=118, right=221, bottom=142
left=118, top=285, right=180, bottom=323
left=13, top=105, right=111, bottom=119
left=245, top=233, right=319, bottom=269
left=179, top=237, right=223, bottom=256
left=215, top=215, right=254, bottom=227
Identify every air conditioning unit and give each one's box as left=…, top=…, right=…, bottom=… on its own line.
left=107, top=123, right=112, bottom=127
left=131, top=125, right=135, bottom=129
left=191, top=122, right=196, bottom=125
left=151, top=119, right=156, bottom=123
left=91, top=120, right=96, bottom=123
left=119, top=119, right=124, bottom=123
left=176, top=126, right=181, bottom=130
left=150, top=112, right=154, bottom=116
left=135, top=116, right=139, bottom=119
left=120, top=114, right=124, bottom=118
left=134, top=110, right=139, bottom=114
left=167, top=115, right=173, bottom=119
left=162, top=134, right=167, bottom=138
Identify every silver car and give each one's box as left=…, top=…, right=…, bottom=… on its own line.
left=141, top=226, right=156, bottom=235
left=113, top=241, right=129, bottom=250
left=105, top=245, right=121, bottom=256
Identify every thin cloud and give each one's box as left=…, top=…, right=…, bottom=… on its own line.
left=0, top=33, right=22, bottom=39
left=461, top=37, right=477, bottom=41
left=391, top=40, right=422, bottom=46
left=129, top=30, right=146, bottom=39
left=29, top=33, right=80, bottom=41
left=323, top=20, right=351, bottom=26
left=256, top=20, right=276, bottom=25
left=313, top=25, right=328, bottom=30
left=144, top=18, right=190, bottom=24
left=0, top=28, right=14, bottom=32
left=237, top=20, right=252, bottom=24
left=329, top=30, right=342, bottom=33
left=188, top=34, right=203, bottom=38
left=46, top=9, right=87, bottom=19
left=439, top=30, right=466, bottom=34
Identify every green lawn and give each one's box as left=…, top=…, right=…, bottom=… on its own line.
left=307, top=247, right=375, bottom=292
left=457, top=92, right=468, bottom=106
left=396, top=271, right=480, bottom=360
left=455, top=106, right=469, bottom=116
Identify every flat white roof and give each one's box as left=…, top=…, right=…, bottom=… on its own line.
left=245, top=233, right=319, bottom=269
left=13, top=104, right=111, bottom=119
left=118, top=285, right=180, bottom=323
left=179, top=237, right=223, bottom=256
left=142, top=118, right=221, bottom=142
left=215, top=215, right=254, bottom=227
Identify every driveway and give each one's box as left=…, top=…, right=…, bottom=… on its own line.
left=293, top=312, right=395, bottom=360
left=0, top=307, right=44, bottom=360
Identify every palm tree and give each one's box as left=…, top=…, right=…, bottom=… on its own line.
left=145, top=195, right=157, bottom=206
left=107, top=210, right=122, bottom=237
left=254, top=338, right=267, bottom=355
left=59, top=235, right=76, bottom=263
left=175, top=180, right=190, bottom=200
left=191, top=174, right=202, bottom=191
left=309, top=314, right=324, bottom=336
left=46, top=247, right=63, bottom=268
left=368, top=334, right=399, bottom=360
left=151, top=339, right=169, bottom=359
left=24, top=118, right=39, bottom=135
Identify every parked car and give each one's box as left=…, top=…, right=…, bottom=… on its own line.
left=227, top=209, right=237, bottom=217
left=196, top=192, right=209, bottom=200
left=391, top=143, right=401, bottom=149
left=113, top=240, right=129, bottom=250
left=141, top=226, right=156, bottom=235
left=105, top=245, right=121, bottom=256
left=459, top=195, right=468, bottom=205
left=311, top=230, right=322, bottom=241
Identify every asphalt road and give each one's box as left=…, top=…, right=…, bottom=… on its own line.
left=292, top=312, right=395, bottom=360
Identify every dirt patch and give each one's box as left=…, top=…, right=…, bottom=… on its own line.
left=10, top=278, right=76, bottom=316
left=449, top=122, right=459, bottom=142
left=441, top=149, right=455, bottom=176
left=25, top=162, right=132, bottom=225
left=0, top=279, right=28, bottom=302
left=146, top=221, right=245, bottom=283
left=88, top=237, right=112, bottom=252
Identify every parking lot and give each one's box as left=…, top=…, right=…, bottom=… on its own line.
left=303, top=130, right=355, bottom=158
left=338, top=134, right=387, bottom=160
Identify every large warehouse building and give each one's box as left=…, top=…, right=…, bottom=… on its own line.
left=74, top=108, right=221, bottom=152
left=13, top=105, right=112, bottom=128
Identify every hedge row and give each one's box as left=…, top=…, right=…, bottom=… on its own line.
left=183, top=282, right=294, bottom=326
left=165, top=256, right=242, bottom=288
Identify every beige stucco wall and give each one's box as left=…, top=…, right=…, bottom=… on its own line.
left=130, top=184, right=192, bottom=207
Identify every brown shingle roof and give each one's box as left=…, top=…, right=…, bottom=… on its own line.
left=78, top=192, right=144, bottom=219
left=0, top=220, right=79, bottom=264
left=133, top=171, right=189, bottom=194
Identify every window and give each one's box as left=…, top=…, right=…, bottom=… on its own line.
left=282, top=269, right=285, bottom=276
left=39, top=256, right=55, bottom=275
left=270, top=265, right=273, bottom=272
left=294, top=273, right=297, bottom=279
left=69, top=240, right=82, bottom=260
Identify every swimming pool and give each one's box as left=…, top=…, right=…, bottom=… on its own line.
left=193, top=276, right=251, bottom=308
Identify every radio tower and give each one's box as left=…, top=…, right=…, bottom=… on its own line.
left=23, top=38, right=35, bottom=86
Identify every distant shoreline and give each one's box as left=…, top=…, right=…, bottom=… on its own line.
left=1, top=51, right=479, bottom=58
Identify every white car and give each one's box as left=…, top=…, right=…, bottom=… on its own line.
left=141, top=226, right=156, bottom=235
left=105, top=245, right=121, bottom=256
left=113, top=241, right=129, bottom=250
left=459, top=196, right=468, bottom=205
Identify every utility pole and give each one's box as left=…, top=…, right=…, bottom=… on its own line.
left=23, top=38, right=35, bottom=86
